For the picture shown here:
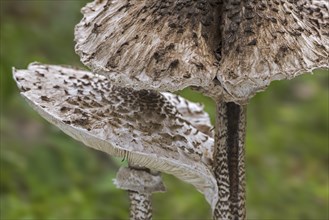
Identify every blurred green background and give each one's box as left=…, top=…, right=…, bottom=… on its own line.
left=0, top=1, right=328, bottom=219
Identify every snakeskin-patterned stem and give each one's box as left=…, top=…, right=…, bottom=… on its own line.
left=115, top=165, right=165, bottom=220
left=128, top=190, right=152, bottom=220
left=213, top=101, right=247, bottom=220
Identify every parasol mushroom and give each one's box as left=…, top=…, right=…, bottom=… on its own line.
left=74, top=0, right=329, bottom=219
left=13, top=63, right=217, bottom=218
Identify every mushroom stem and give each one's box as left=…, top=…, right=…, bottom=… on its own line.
left=126, top=165, right=153, bottom=220
left=128, top=190, right=152, bottom=220
left=213, top=101, right=247, bottom=220
left=114, top=165, right=166, bottom=220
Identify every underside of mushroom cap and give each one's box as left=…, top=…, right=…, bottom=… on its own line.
left=13, top=63, right=217, bottom=209
left=218, top=0, right=329, bottom=102
left=74, top=0, right=221, bottom=92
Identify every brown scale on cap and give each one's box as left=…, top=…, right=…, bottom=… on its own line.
left=75, top=0, right=222, bottom=92
left=13, top=62, right=219, bottom=210
left=218, top=0, right=329, bottom=102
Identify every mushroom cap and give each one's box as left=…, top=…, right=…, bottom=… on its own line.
left=217, top=0, right=329, bottom=102
left=162, top=92, right=213, bottom=137
left=75, top=0, right=221, bottom=92
left=75, top=0, right=328, bottom=103
left=13, top=63, right=217, bottom=209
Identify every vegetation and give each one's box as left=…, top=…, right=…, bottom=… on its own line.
left=1, top=1, right=328, bottom=219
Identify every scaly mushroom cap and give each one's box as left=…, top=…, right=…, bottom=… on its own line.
left=75, top=0, right=328, bottom=103
left=74, top=0, right=221, bottom=92
left=162, top=92, right=213, bottom=136
left=13, top=63, right=217, bottom=209
left=218, top=0, right=329, bottom=102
